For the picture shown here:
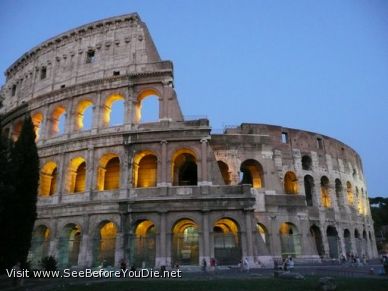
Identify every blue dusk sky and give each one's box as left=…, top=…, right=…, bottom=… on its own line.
left=0, top=0, right=387, bottom=197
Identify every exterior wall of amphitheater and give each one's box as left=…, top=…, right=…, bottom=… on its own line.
left=0, top=13, right=378, bottom=269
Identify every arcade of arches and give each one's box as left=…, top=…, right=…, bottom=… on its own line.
left=30, top=216, right=374, bottom=268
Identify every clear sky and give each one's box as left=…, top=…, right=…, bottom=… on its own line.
left=0, top=0, right=387, bottom=197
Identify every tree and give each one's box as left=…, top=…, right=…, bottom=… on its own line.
left=0, top=115, right=39, bottom=271
left=0, top=126, right=15, bottom=271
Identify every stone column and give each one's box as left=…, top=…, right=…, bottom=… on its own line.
left=86, top=146, right=95, bottom=200
left=199, top=138, right=210, bottom=186
left=156, top=212, right=167, bottom=267
left=78, top=215, right=90, bottom=267
left=158, top=140, right=168, bottom=186
left=64, top=98, right=73, bottom=136
left=121, top=148, right=130, bottom=198
left=93, top=92, right=102, bottom=131
left=244, top=211, right=255, bottom=265
left=57, top=153, right=66, bottom=203
left=269, top=216, right=281, bottom=257
left=200, top=211, right=210, bottom=265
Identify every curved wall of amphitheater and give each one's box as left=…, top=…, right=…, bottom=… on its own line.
left=0, top=13, right=377, bottom=269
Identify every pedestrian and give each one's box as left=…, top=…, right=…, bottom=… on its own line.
left=210, top=257, right=216, bottom=272
left=288, top=257, right=294, bottom=271
left=282, top=258, right=288, bottom=271
left=202, top=258, right=207, bottom=272
left=243, top=257, right=250, bottom=272
left=383, top=256, right=388, bottom=275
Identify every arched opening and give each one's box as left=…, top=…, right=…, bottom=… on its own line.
left=362, top=230, right=367, bottom=257
left=326, top=226, right=339, bottom=258
left=301, top=155, right=312, bottom=170
left=335, top=179, right=343, bottom=208
left=133, top=151, right=157, bottom=188
left=310, top=225, right=324, bottom=257
left=94, top=221, right=117, bottom=267
left=51, top=106, right=66, bottom=136
left=58, top=224, right=81, bottom=268
left=320, top=176, right=331, bottom=208
left=344, top=229, right=352, bottom=255
left=130, top=220, right=156, bottom=268
left=355, top=229, right=362, bottom=256
left=284, top=171, right=299, bottom=194
left=67, top=157, right=86, bottom=193
left=217, top=161, right=231, bottom=185
left=29, top=225, right=50, bottom=265
left=75, top=100, right=94, bottom=131
left=135, top=89, right=160, bottom=123
left=39, top=161, right=58, bottom=196
left=257, top=223, right=270, bottom=251
left=97, top=154, right=120, bottom=191
left=356, top=187, right=362, bottom=214
left=304, top=175, right=314, bottom=206
left=172, top=149, right=197, bottom=186
left=213, top=218, right=241, bottom=265
left=12, top=120, right=23, bottom=141
left=32, top=112, right=43, bottom=141
left=239, top=159, right=264, bottom=188
left=172, top=219, right=199, bottom=266
left=279, top=222, right=301, bottom=258
left=346, top=181, right=354, bottom=205
left=103, top=94, right=125, bottom=127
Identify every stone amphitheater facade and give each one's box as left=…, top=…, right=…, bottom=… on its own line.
left=0, top=13, right=378, bottom=269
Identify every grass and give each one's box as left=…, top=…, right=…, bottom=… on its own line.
left=49, top=276, right=388, bottom=291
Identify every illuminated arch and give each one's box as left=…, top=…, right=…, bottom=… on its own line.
left=103, top=94, right=125, bottom=127
left=172, top=218, right=199, bottom=265
left=346, top=181, right=354, bottom=205
left=240, top=159, right=264, bottom=188
left=58, top=224, right=81, bottom=267
left=94, top=221, right=117, bottom=267
left=284, top=171, right=299, bottom=194
left=12, top=120, right=23, bottom=141
left=32, top=112, right=43, bottom=140
left=51, top=105, right=66, bottom=136
left=257, top=223, right=269, bottom=245
left=66, top=157, right=86, bottom=193
left=133, top=151, right=157, bottom=188
left=39, top=161, right=58, bottom=196
left=213, top=218, right=241, bottom=265
left=75, top=99, right=94, bottom=130
left=217, top=160, right=231, bottom=185
left=131, top=220, right=156, bottom=267
left=320, top=176, right=331, bottom=208
left=172, top=148, right=197, bottom=186
left=97, top=153, right=120, bottom=191
left=135, top=89, right=160, bottom=123
left=279, top=222, right=301, bottom=257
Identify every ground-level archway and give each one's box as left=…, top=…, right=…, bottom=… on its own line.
left=29, top=225, right=50, bottom=265
left=213, top=218, right=241, bottom=265
left=57, top=224, right=81, bottom=268
left=327, top=226, right=339, bottom=259
left=344, top=229, right=352, bottom=255
left=279, top=222, right=301, bottom=258
left=310, top=225, right=324, bottom=257
left=172, top=219, right=199, bottom=266
left=93, top=221, right=117, bottom=267
left=130, top=220, right=156, bottom=268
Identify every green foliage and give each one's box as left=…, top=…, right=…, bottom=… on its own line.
left=369, top=197, right=388, bottom=229
left=40, top=256, right=57, bottom=271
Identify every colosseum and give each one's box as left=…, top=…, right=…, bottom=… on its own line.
left=0, top=13, right=378, bottom=269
